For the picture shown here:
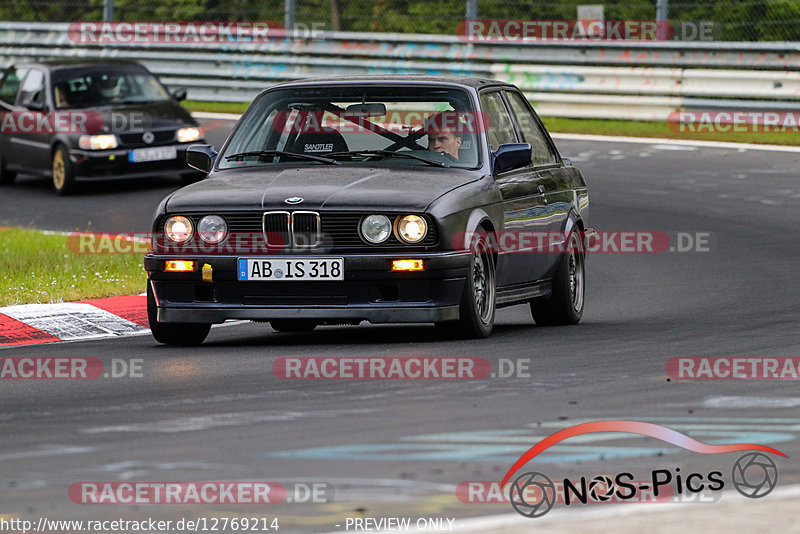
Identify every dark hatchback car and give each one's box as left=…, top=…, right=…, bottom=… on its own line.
left=145, top=76, right=593, bottom=345
left=0, top=59, right=204, bottom=194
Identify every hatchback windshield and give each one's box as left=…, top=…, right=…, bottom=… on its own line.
left=52, top=66, right=170, bottom=109
left=219, top=86, right=482, bottom=169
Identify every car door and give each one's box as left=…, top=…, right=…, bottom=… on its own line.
left=480, top=90, right=550, bottom=287
left=0, top=66, right=30, bottom=169
left=14, top=67, right=52, bottom=172
left=504, top=89, right=569, bottom=277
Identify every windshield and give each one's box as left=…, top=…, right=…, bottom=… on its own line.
left=219, top=86, right=482, bottom=170
left=51, top=66, right=171, bottom=109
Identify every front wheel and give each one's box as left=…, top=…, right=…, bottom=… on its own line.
left=436, top=232, right=496, bottom=339
left=147, top=284, right=211, bottom=346
left=0, top=151, right=16, bottom=186
left=52, top=145, right=77, bottom=195
left=531, top=231, right=585, bottom=326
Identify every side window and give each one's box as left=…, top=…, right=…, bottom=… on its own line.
left=18, top=69, right=45, bottom=108
left=506, top=91, right=556, bottom=165
left=479, top=91, right=516, bottom=151
left=0, top=67, right=29, bottom=105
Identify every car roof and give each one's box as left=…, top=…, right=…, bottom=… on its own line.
left=11, top=59, right=146, bottom=72
left=269, top=75, right=513, bottom=90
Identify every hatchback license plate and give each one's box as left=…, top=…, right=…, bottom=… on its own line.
left=238, top=258, right=344, bottom=281
left=129, top=146, right=177, bottom=163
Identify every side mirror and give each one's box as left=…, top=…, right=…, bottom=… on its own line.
left=172, top=89, right=187, bottom=102
left=492, top=143, right=531, bottom=174
left=186, top=144, right=217, bottom=173
left=26, top=100, right=45, bottom=111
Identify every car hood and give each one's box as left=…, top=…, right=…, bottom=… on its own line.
left=92, top=101, right=196, bottom=133
left=166, top=165, right=482, bottom=212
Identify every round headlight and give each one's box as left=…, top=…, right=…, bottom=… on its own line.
left=198, top=215, right=228, bottom=244
left=396, top=215, right=428, bottom=244
left=164, top=215, right=193, bottom=243
left=361, top=214, right=392, bottom=244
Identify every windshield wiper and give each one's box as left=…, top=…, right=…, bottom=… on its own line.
left=324, top=149, right=447, bottom=168
left=224, top=150, right=340, bottom=165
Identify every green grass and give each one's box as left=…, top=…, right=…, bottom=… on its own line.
left=0, top=228, right=147, bottom=306
left=184, top=100, right=250, bottom=114
left=540, top=117, right=799, bottom=146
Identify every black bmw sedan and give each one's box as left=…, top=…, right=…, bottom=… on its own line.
left=0, top=59, right=205, bottom=194
left=145, top=76, right=593, bottom=345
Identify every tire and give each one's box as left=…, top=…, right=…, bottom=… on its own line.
left=147, top=283, right=211, bottom=346
left=270, top=319, right=317, bottom=333
left=52, top=145, right=77, bottom=195
left=531, top=231, right=585, bottom=326
left=0, top=151, right=16, bottom=186
left=436, top=231, right=496, bottom=339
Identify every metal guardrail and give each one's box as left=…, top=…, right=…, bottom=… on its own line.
left=1, top=22, right=798, bottom=121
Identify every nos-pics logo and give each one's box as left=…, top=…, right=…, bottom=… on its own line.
left=502, top=421, right=785, bottom=518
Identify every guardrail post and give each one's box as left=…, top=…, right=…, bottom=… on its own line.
left=656, top=0, right=669, bottom=40
left=465, top=0, right=477, bottom=21
left=285, top=0, right=296, bottom=36
left=103, top=0, right=114, bottom=21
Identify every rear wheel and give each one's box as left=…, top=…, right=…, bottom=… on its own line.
left=270, top=319, right=317, bottom=333
left=147, top=284, right=211, bottom=346
left=52, top=145, right=77, bottom=195
left=531, top=231, right=584, bottom=326
left=0, top=151, right=16, bottom=186
left=436, top=231, right=496, bottom=339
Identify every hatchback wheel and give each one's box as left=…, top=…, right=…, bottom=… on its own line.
left=52, top=145, right=77, bottom=195
left=0, top=151, right=16, bottom=186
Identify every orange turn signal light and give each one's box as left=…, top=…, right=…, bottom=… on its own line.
left=164, top=260, right=195, bottom=272
left=392, top=259, right=424, bottom=271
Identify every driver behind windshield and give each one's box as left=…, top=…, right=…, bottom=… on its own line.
left=96, top=74, right=123, bottom=102
left=425, top=113, right=462, bottom=160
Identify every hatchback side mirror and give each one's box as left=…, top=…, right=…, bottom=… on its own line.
left=186, top=145, right=218, bottom=173
left=172, top=89, right=187, bottom=101
left=26, top=99, right=46, bottom=111
left=492, top=143, right=532, bottom=174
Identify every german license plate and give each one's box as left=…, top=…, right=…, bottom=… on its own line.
left=238, top=258, right=344, bottom=281
left=129, top=146, right=177, bottom=163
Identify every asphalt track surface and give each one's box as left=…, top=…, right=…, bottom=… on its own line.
left=2, top=119, right=800, bottom=531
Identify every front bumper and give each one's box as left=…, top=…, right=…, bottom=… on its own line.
left=145, top=251, right=471, bottom=324
left=70, top=142, right=204, bottom=180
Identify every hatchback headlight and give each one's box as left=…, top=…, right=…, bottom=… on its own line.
left=396, top=215, right=428, bottom=243
left=198, top=215, right=227, bottom=244
left=361, top=214, right=392, bottom=244
left=78, top=134, right=117, bottom=150
left=164, top=215, right=193, bottom=243
left=177, top=127, right=201, bottom=143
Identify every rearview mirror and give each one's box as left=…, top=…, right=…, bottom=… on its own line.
left=186, top=145, right=217, bottom=173
left=172, top=89, right=187, bottom=102
left=344, top=103, right=387, bottom=117
left=492, top=143, right=531, bottom=173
